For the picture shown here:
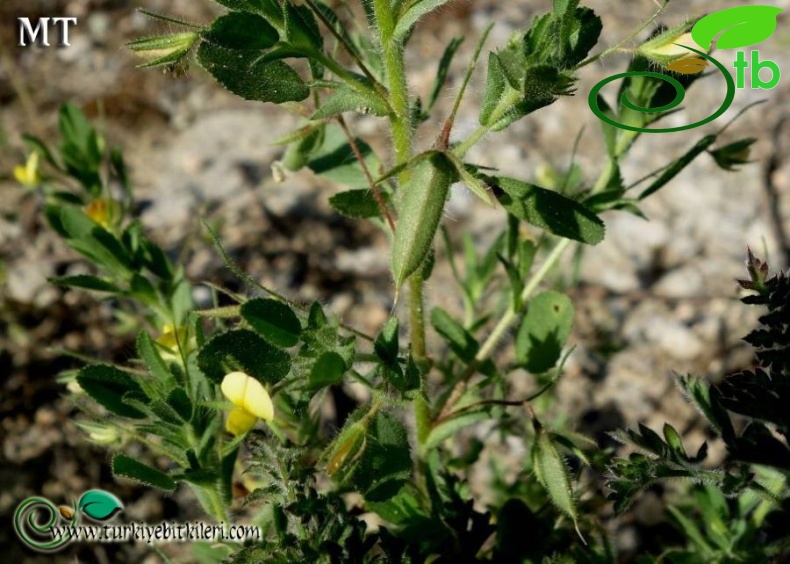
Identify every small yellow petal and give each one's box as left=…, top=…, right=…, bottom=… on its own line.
left=13, top=165, right=28, bottom=184
left=221, top=371, right=274, bottom=422
left=14, top=153, right=41, bottom=186
left=226, top=406, right=258, bottom=436
left=156, top=324, right=188, bottom=352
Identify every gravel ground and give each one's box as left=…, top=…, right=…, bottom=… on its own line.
left=1, top=0, right=789, bottom=561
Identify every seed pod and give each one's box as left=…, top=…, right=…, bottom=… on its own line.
left=391, top=153, right=454, bottom=288
left=282, top=125, right=324, bottom=172
left=58, top=505, right=75, bottom=520
left=323, top=420, right=367, bottom=484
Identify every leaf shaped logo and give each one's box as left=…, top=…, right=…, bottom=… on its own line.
left=692, top=6, right=783, bottom=50
left=78, top=490, right=123, bottom=521
left=666, top=57, right=709, bottom=75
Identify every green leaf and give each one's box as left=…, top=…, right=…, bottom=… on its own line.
left=445, top=156, right=495, bottom=206
left=491, top=176, right=605, bottom=245
left=639, top=136, right=717, bottom=200
left=430, top=307, right=479, bottom=364
left=197, top=329, right=291, bottom=385
left=479, top=52, right=513, bottom=128
left=308, top=301, right=328, bottom=329
left=212, top=0, right=283, bottom=24
left=394, top=0, right=454, bottom=41
left=63, top=224, right=133, bottom=278
left=594, top=95, right=618, bottom=158
left=283, top=2, right=321, bottom=51
left=425, top=409, right=490, bottom=450
left=48, top=275, right=121, bottom=293
left=354, top=411, right=412, bottom=501
left=522, top=1, right=601, bottom=69
left=709, top=137, right=756, bottom=171
left=167, top=388, right=193, bottom=422
left=204, top=12, right=279, bottom=50
left=241, top=298, right=301, bottom=348
left=58, top=103, right=102, bottom=194
left=112, top=454, right=176, bottom=491
left=78, top=490, right=124, bottom=521
left=667, top=506, right=715, bottom=557
left=427, top=36, right=464, bottom=113
left=130, top=273, right=158, bottom=304
left=59, top=206, right=96, bottom=239
left=532, top=424, right=581, bottom=537
left=516, top=291, right=574, bottom=373
left=663, top=423, right=685, bottom=457
left=281, top=123, right=325, bottom=172
left=137, top=331, right=172, bottom=385
left=497, top=253, right=524, bottom=309
left=312, top=85, right=390, bottom=119
left=329, top=189, right=384, bottom=219
left=197, top=41, right=309, bottom=103
left=150, top=399, right=187, bottom=425
left=76, top=365, right=147, bottom=419
left=308, top=351, right=347, bottom=389
left=374, top=317, right=400, bottom=365
left=141, top=239, right=174, bottom=281
left=692, top=6, right=783, bottom=50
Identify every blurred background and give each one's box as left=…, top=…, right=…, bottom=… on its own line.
left=1, top=0, right=789, bottom=561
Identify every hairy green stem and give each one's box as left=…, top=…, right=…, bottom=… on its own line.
left=192, top=484, right=230, bottom=524
left=437, top=237, right=573, bottom=420
left=454, top=90, right=521, bottom=158
left=478, top=238, right=572, bottom=360
left=372, top=0, right=432, bottom=474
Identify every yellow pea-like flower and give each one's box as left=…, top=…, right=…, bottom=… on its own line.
left=13, top=152, right=41, bottom=187
left=225, top=406, right=259, bottom=436
left=221, top=371, right=274, bottom=436
left=85, top=198, right=120, bottom=230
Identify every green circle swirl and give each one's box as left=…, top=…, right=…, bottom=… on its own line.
left=13, top=497, right=72, bottom=552
left=588, top=45, right=736, bottom=133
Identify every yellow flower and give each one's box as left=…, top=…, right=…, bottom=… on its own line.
left=85, top=198, right=120, bottom=229
left=156, top=323, right=196, bottom=362
left=13, top=152, right=41, bottom=187
left=221, top=371, right=274, bottom=436
left=646, top=33, right=704, bottom=60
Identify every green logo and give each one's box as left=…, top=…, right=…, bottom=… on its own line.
left=589, top=6, right=783, bottom=133
left=14, top=489, right=123, bottom=552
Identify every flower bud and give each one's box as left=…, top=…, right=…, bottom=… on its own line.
left=77, top=421, right=121, bottom=445
left=156, top=324, right=197, bottom=361
left=84, top=199, right=120, bottom=230
left=128, top=32, right=198, bottom=69
left=637, top=22, right=705, bottom=67
left=324, top=420, right=367, bottom=483
left=709, top=138, right=755, bottom=171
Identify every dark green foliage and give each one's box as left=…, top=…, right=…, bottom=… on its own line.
left=197, top=43, right=310, bottom=103
left=112, top=454, right=177, bottom=491
left=480, top=0, right=601, bottom=130
left=230, top=433, right=378, bottom=564
left=516, top=291, right=575, bottom=373
left=241, top=298, right=302, bottom=348
left=76, top=365, right=148, bottom=419
left=197, top=329, right=292, bottom=385
left=489, top=176, right=605, bottom=245
left=607, top=252, right=790, bottom=560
